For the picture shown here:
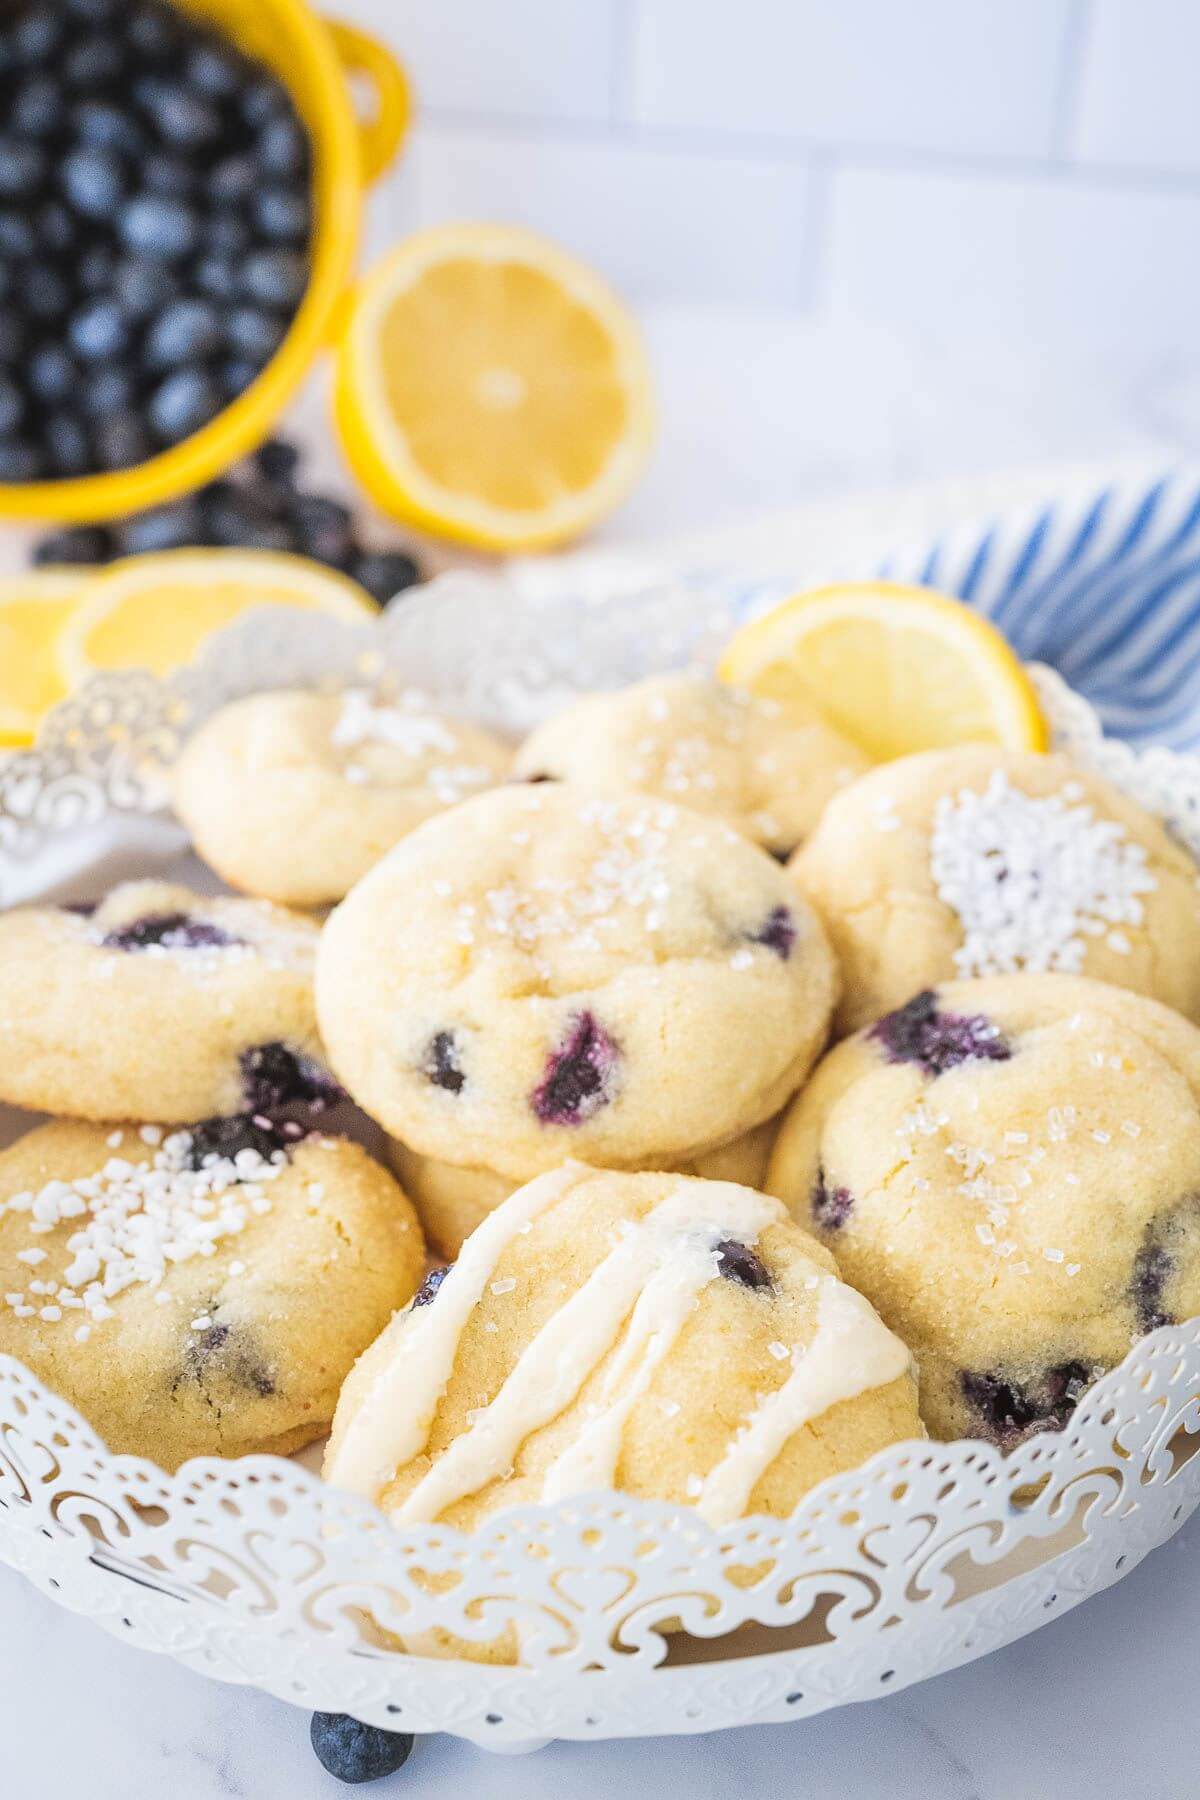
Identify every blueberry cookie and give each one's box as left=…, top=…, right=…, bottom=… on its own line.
left=387, top=1117, right=780, bottom=1259
left=0, top=881, right=333, bottom=1123
left=514, top=672, right=868, bottom=857
left=0, top=1116, right=425, bottom=1470
left=767, top=973, right=1200, bottom=1445
left=325, top=1163, right=917, bottom=1543
left=791, top=745, right=1200, bottom=1035
left=173, top=688, right=512, bottom=907
left=317, top=786, right=838, bottom=1180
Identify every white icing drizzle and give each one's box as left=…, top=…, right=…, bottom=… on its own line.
left=325, top=1164, right=588, bottom=1497
left=391, top=1182, right=782, bottom=1524
left=695, top=1278, right=911, bottom=1526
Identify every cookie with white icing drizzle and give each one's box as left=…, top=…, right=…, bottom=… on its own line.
left=325, top=1164, right=916, bottom=1578
left=767, top=973, right=1200, bottom=1445
left=0, top=881, right=333, bottom=1124
left=173, top=687, right=512, bottom=906
left=790, top=744, right=1200, bottom=1035
left=386, top=1116, right=780, bottom=1259
left=0, top=1117, right=425, bottom=1470
left=513, top=671, right=868, bottom=857
left=316, top=785, right=837, bottom=1179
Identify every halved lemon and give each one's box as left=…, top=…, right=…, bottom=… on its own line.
left=719, top=581, right=1047, bottom=761
left=334, top=224, right=656, bottom=553
left=0, top=568, right=92, bottom=745
left=59, top=549, right=376, bottom=688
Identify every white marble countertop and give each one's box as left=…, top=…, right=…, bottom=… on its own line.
left=3, top=303, right=1198, bottom=1797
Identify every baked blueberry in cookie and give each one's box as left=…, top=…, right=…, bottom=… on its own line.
left=769, top=973, right=1200, bottom=1444
left=0, top=881, right=331, bottom=1124
left=317, top=785, right=836, bottom=1180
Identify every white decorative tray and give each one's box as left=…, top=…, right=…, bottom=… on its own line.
left=3, top=465, right=1200, bottom=1750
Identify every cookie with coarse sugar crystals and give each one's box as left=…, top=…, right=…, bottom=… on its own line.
left=513, top=671, right=868, bottom=857
left=789, top=744, right=1200, bottom=1035
left=0, top=1117, right=425, bottom=1470
left=174, top=687, right=512, bottom=907
left=316, top=785, right=838, bottom=1180
left=0, top=881, right=333, bottom=1124
left=767, top=973, right=1200, bottom=1445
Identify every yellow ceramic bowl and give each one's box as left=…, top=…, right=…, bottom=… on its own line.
left=0, top=0, right=410, bottom=525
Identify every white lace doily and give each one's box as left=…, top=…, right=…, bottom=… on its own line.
left=1, top=558, right=1199, bottom=1746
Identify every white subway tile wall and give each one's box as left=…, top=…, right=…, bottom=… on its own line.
left=338, top=0, right=1200, bottom=350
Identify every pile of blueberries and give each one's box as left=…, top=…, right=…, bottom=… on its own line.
left=33, top=437, right=424, bottom=605
left=0, top=0, right=314, bottom=483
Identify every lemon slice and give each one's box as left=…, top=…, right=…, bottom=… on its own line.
left=333, top=224, right=656, bottom=553
left=719, top=581, right=1047, bottom=761
left=0, top=568, right=91, bottom=745
left=59, top=550, right=377, bottom=687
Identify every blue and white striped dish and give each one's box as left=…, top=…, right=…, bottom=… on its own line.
left=878, top=468, right=1200, bottom=754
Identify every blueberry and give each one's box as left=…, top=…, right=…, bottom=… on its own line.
left=93, top=410, right=152, bottom=471
left=80, top=368, right=138, bottom=419
left=241, top=75, right=291, bottom=128
left=19, top=265, right=71, bottom=324
left=810, top=1169, right=854, bottom=1231
left=746, top=904, right=797, bottom=961
left=0, top=441, right=43, bottom=482
left=310, top=1713, right=414, bottom=1785
left=205, top=211, right=251, bottom=259
left=291, top=493, right=353, bottom=564
left=12, top=75, right=64, bottom=138
left=136, top=79, right=221, bottom=149
left=63, top=35, right=125, bottom=91
left=27, top=343, right=74, bottom=408
left=113, top=256, right=177, bottom=320
left=0, top=137, right=47, bottom=199
left=32, top=525, right=114, bottom=566
left=77, top=245, right=118, bottom=294
left=120, top=500, right=204, bottom=555
left=184, top=1114, right=297, bottom=1171
left=208, top=153, right=258, bottom=205
left=185, top=41, right=246, bottom=101
left=37, top=202, right=76, bottom=255
left=0, top=375, right=23, bottom=440
left=242, top=248, right=307, bottom=310
left=532, top=1010, right=619, bottom=1126
left=43, top=414, right=92, bottom=478
left=219, top=357, right=261, bottom=401
left=68, top=299, right=131, bottom=364
left=869, top=989, right=1013, bottom=1079
left=194, top=255, right=241, bottom=302
left=352, top=551, right=422, bottom=605
left=126, top=2, right=181, bottom=61
left=11, top=7, right=64, bottom=66
left=144, top=298, right=223, bottom=370
left=72, top=98, right=145, bottom=156
left=62, top=145, right=126, bottom=219
left=241, top=1042, right=342, bottom=1114
left=423, top=1031, right=465, bottom=1094
left=1132, top=1239, right=1174, bottom=1335
left=714, top=1239, right=772, bottom=1291
left=180, top=1318, right=276, bottom=1400
left=0, top=311, right=27, bottom=363
left=101, top=912, right=241, bottom=952
left=257, top=115, right=307, bottom=178
left=148, top=369, right=221, bottom=444
left=227, top=306, right=287, bottom=363
left=961, top=1363, right=1094, bottom=1447
left=412, top=1267, right=448, bottom=1309
left=0, top=211, right=36, bottom=258
left=64, top=0, right=122, bottom=21
left=252, top=187, right=310, bottom=243
left=119, top=195, right=198, bottom=261
left=140, top=152, right=195, bottom=199
left=255, top=439, right=301, bottom=487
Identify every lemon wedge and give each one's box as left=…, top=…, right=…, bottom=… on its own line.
left=0, top=568, right=91, bottom=744
left=719, top=581, right=1047, bottom=761
left=333, top=223, right=655, bottom=553
left=58, top=549, right=376, bottom=687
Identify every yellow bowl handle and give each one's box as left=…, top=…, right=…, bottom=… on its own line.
left=325, top=18, right=412, bottom=186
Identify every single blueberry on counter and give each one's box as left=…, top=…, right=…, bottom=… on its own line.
left=310, top=1712, right=414, bottom=1785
